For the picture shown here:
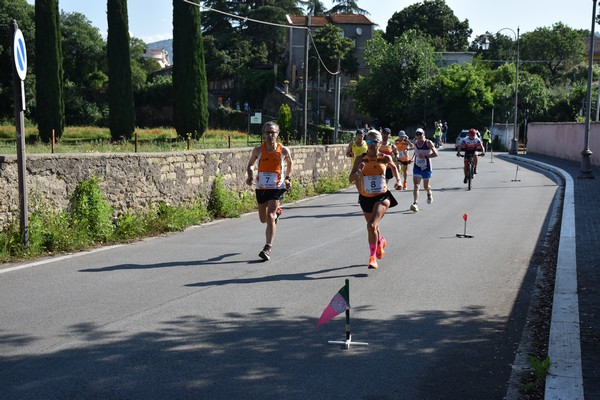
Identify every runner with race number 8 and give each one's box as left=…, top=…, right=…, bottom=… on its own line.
left=349, top=129, right=401, bottom=269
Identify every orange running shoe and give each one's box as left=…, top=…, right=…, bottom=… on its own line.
left=368, top=256, right=378, bottom=269
left=403, top=181, right=407, bottom=190
left=376, top=237, right=387, bottom=259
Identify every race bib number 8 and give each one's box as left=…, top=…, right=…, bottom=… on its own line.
left=363, top=175, right=385, bottom=194
left=257, top=172, right=278, bottom=189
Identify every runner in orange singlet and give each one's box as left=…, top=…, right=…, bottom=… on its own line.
left=246, top=121, right=293, bottom=261
left=394, top=130, right=414, bottom=190
left=349, top=129, right=401, bottom=269
left=379, top=127, right=398, bottom=181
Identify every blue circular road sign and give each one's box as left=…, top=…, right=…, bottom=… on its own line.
left=13, top=29, right=27, bottom=81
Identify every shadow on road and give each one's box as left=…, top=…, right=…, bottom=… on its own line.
left=0, top=306, right=514, bottom=400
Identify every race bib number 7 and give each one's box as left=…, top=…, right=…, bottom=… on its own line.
left=257, top=172, right=278, bottom=189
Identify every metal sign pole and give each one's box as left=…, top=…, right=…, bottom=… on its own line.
left=11, top=20, right=29, bottom=249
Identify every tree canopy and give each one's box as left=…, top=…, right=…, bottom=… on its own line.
left=384, top=0, right=471, bottom=51
left=328, top=0, right=367, bottom=15
left=35, top=0, right=64, bottom=141
left=353, top=31, right=436, bottom=128
left=519, top=23, right=585, bottom=85
left=310, top=24, right=356, bottom=88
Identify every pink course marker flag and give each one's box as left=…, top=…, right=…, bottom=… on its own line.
left=316, top=285, right=350, bottom=327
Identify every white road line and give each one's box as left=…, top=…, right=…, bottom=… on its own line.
left=0, top=244, right=124, bottom=274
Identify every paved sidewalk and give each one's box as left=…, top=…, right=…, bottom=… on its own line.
left=514, top=154, right=600, bottom=400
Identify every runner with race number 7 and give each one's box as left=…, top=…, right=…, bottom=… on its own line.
left=246, top=121, right=293, bottom=261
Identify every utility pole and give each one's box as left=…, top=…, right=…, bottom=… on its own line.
left=303, top=16, right=310, bottom=145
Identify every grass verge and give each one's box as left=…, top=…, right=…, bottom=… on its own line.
left=0, top=172, right=350, bottom=264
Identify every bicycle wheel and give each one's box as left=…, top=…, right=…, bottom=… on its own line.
left=467, top=161, right=473, bottom=190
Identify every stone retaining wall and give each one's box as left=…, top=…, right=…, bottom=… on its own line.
left=0, top=145, right=349, bottom=229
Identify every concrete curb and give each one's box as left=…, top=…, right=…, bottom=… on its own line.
left=501, top=155, right=584, bottom=399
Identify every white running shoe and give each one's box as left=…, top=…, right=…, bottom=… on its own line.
left=410, top=203, right=419, bottom=212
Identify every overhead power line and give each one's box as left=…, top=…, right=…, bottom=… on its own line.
left=179, top=0, right=342, bottom=75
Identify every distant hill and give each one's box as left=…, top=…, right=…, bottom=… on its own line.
left=147, top=39, right=173, bottom=64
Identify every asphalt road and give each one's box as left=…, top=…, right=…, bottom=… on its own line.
left=0, top=148, right=560, bottom=400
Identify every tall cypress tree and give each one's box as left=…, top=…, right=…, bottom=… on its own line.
left=173, top=0, right=209, bottom=138
left=107, top=0, right=135, bottom=140
left=35, top=0, right=64, bottom=142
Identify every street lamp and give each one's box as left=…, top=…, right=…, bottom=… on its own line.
left=580, top=0, right=595, bottom=178
left=482, top=27, right=520, bottom=154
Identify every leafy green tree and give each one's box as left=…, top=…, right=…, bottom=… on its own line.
left=546, top=82, right=587, bottom=122
left=300, top=0, right=327, bottom=16
left=129, top=37, right=161, bottom=91
left=517, top=72, right=549, bottom=122
left=384, top=0, right=471, bottom=51
left=173, top=0, right=209, bottom=138
left=0, top=0, right=35, bottom=121
left=353, top=31, right=434, bottom=128
left=107, top=0, right=135, bottom=140
left=244, top=2, right=302, bottom=66
left=328, top=0, right=367, bottom=14
left=519, top=23, right=585, bottom=85
left=483, top=61, right=549, bottom=126
left=201, top=0, right=236, bottom=35
left=311, top=24, right=356, bottom=89
left=430, top=62, right=493, bottom=130
left=60, top=12, right=106, bottom=88
left=60, top=12, right=108, bottom=126
left=470, top=32, right=517, bottom=70
left=277, top=103, right=293, bottom=143
left=35, top=0, right=64, bottom=142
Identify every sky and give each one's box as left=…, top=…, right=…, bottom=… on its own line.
left=26, top=0, right=597, bottom=44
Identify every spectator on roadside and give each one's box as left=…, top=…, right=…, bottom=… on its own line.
left=346, top=129, right=368, bottom=164
left=482, top=126, right=492, bottom=151
left=442, top=121, right=448, bottom=144
left=433, top=121, right=442, bottom=148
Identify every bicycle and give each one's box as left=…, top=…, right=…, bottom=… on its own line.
left=457, top=151, right=483, bottom=190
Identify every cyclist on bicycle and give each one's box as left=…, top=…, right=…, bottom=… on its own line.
left=456, top=128, right=485, bottom=183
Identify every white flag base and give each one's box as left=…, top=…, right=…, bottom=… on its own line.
left=328, top=334, right=368, bottom=349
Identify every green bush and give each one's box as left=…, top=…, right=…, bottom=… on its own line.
left=0, top=171, right=352, bottom=264
left=208, top=175, right=241, bottom=218
left=113, top=211, right=149, bottom=239
left=316, top=124, right=334, bottom=144
left=277, top=103, right=293, bottom=143
left=314, top=172, right=350, bottom=194
left=149, top=201, right=210, bottom=232
left=29, top=207, right=77, bottom=253
left=0, top=220, right=23, bottom=262
left=68, top=177, right=115, bottom=243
